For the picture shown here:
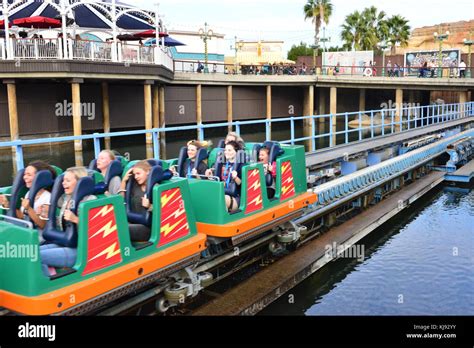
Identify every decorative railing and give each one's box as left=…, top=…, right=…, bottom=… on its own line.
left=1, top=102, right=472, bottom=171
left=173, top=60, right=474, bottom=78
left=11, top=38, right=62, bottom=59
left=0, top=37, right=174, bottom=70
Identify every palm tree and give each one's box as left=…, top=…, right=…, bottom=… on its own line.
left=304, top=0, right=333, bottom=52
left=341, top=6, right=390, bottom=51
left=341, top=11, right=362, bottom=51
left=386, top=15, right=410, bottom=54
left=362, top=6, right=388, bottom=50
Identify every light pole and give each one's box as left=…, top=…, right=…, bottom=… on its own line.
left=230, top=37, right=244, bottom=74
left=310, top=44, right=319, bottom=74
left=433, top=30, right=449, bottom=78
left=319, top=27, right=331, bottom=53
left=312, top=29, right=318, bottom=73
left=379, top=42, right=388, bottom=77
left=463, top=38, right=473, bottom=78
left=198, top=22, right=213, bottom=73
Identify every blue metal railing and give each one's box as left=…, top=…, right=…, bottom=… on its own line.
left=1, top=102, right=473, bottom=171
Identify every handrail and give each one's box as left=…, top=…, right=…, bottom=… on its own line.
left=0, top=215, right=34, bottom=229
left=174, top=59, right=474, bottom=78
left=2, top=38, right=472, bottom=78
left=0, top=38, right=174, bottom=70
left=1, top=102, right=473, bottom=171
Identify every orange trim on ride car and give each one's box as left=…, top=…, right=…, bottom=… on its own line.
left=197, top=192, right=317, bottom=238
left=0, top=234, right=206, bottom=316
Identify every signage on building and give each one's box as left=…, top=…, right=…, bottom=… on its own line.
left=322, top=51, right=374, bottom=76
left=404, top=49, right=460, bottom=76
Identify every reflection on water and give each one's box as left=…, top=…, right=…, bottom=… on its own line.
left=260, top=187, right=474, bottom=315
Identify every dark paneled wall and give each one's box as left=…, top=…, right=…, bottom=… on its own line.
left=164, top=86, right=198, bottom=125
left=0, top=85, right=9, bottom=137
left=202, top=86, right=227, bottom=123
left=233, top=86, right=266, bottom=120
left=2, top=81, right=425, bottom=138
left=164, top=86, right=304, bottom=124
left=271, top=87, right=304, bottom=117
left=0, top=82, right=104, bottom=137
left=109, top=84, right=143, bottom=129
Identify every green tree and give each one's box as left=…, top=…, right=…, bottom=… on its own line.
left=327, top=46, right=344, bottom=52
left=361, top=6, right=388, bottom=50
left=304, top=0, right=333, bottom=54
left=287, top=42, right=343, bottom=60
left=287, top=42, right=315, bottom=61
left=341, top=11, right=363, bottom=51
left=341, top=6, right=394, bottom=51
left=386, top=15, right=410, bottom=54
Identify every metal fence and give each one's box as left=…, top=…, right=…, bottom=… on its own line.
left=70, top=39, right=112, bottom=61
left=119, top=43, right=155, bottom=64
left=11, top=38, right=62, bottom=60
left=1, top=101, right=473, bottom=171
left=174, top=60, right=473, bottom=78
left=0, top=38, right=6, bottom=60
left=0, top=38, right=173, bottom=70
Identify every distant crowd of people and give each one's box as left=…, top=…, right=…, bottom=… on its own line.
left=191, top=59, right=468, bottom=78
left=414, top=59, right=467, bottom=78
left=194, top=61, right=312, bottom=75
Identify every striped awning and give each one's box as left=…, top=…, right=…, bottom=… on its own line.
left=0, top=0, right=155, bottom=30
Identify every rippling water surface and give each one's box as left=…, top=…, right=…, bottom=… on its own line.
left=261, top=187, right=474, bottom=316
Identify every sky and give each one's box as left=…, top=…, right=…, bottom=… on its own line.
left=133, top=0, right=473, bottom=55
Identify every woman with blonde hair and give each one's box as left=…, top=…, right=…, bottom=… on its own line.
left=40, top=167, right=96, bottom=276
left=120, top=160, right=154, bottom=242
left=224, top=132, right=245, bottom=148
left=95, top=149, right=121, bottom=195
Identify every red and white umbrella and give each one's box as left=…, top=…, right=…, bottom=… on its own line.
left=12, top=16, right=62, bottom=29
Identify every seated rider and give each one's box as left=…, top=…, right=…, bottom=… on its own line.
left=258, top=146, right=276, bottom=179
left=224, top=132, right=245, bottom=149
left=171, top=140, right=209, bottom=178
left=119, top=160, right=153, bottom=242
left=0, top=160, right=56, bottom=241
left=258, top=145, right=277, bottom=198
left=40, top=167, right=96, bottom=276
left=205, top=141, right=243, bottom=212
left=96, top=150, right=122, bottom=195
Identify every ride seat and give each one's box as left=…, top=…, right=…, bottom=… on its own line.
left=6, top=169, right=26, bottom=218
left=213, top=150, right=247, bottom=198
left=176, top=146, right=209, bottom=178
left=147, top=159, right=163, bottom=167
left=252, top=141, right=284, bottom=199
left=22, top=170, right=55, bottom=225
left=251, top=141, right=284, bottom=163
left=43, top=175, right=95, bottom=248
left=88, top=160, right=123, bottom=195
left=89, top=156, right=127, bottom=171
left=125, top=165, right=172, bottom=226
